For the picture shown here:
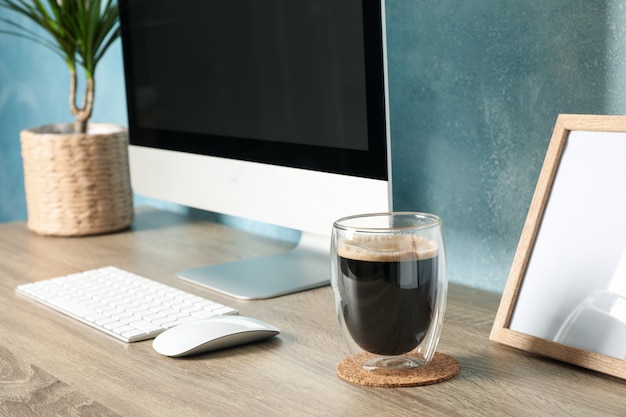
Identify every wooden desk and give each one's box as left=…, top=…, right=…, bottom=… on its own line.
left=1, top=208, right=624, bottom=416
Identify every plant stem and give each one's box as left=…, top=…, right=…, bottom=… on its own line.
left=69, top=69, right=94, bottom=134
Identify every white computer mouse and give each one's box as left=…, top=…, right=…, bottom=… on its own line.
left=152, top=315, right=280, bottom=357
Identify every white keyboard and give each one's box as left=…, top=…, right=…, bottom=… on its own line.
left=16, top=266, right=238, bottom=342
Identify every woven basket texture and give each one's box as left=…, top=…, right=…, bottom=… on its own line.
left=20, top=123, right=134, bottom=236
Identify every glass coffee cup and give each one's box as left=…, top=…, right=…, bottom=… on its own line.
left=331, top=212, right=448, bottom=371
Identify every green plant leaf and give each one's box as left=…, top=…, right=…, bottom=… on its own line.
left=0, top=0, right=120, bottom=131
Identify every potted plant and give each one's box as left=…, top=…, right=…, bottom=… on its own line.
left=0, top=0, right=133, bottom=236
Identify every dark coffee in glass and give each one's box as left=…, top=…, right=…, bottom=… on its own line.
left=337, top=235, right=437, bottom=355
left=331, top=213, right=447, bottom=370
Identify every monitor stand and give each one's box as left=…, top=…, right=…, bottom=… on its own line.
left=177, top=233, right=330, bottom=300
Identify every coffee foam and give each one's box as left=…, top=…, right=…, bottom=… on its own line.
left=337, top=234, right=438, bottom=262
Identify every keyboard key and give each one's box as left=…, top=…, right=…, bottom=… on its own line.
left=47, top=296, right=96, bottom=318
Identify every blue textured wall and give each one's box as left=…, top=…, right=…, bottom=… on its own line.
left=386, top=1, right=626, bottom=291
left=2, top=2, right=626, bottom=292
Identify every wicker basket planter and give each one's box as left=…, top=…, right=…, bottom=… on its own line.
left=20, top=123, right=134, bottom=236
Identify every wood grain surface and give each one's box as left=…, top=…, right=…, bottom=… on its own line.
left=1, top=208, right=624, bottom=416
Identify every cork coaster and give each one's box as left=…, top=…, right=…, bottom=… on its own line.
left=336, top=352, right=460, bottom=388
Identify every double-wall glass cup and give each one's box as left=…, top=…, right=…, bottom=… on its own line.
left=331, top=212, right=447, bottom=371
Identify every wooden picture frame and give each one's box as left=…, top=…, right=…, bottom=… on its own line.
left=490, top=114, right=626, bottom=380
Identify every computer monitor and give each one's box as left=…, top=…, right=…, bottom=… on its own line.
left=119, top=0, right=392, bottom=299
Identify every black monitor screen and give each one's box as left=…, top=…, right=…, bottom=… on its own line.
left=119, top=0, right=388, bottom=180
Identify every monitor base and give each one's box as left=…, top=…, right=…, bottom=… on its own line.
left=177, top=233, right=330, bottom=300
